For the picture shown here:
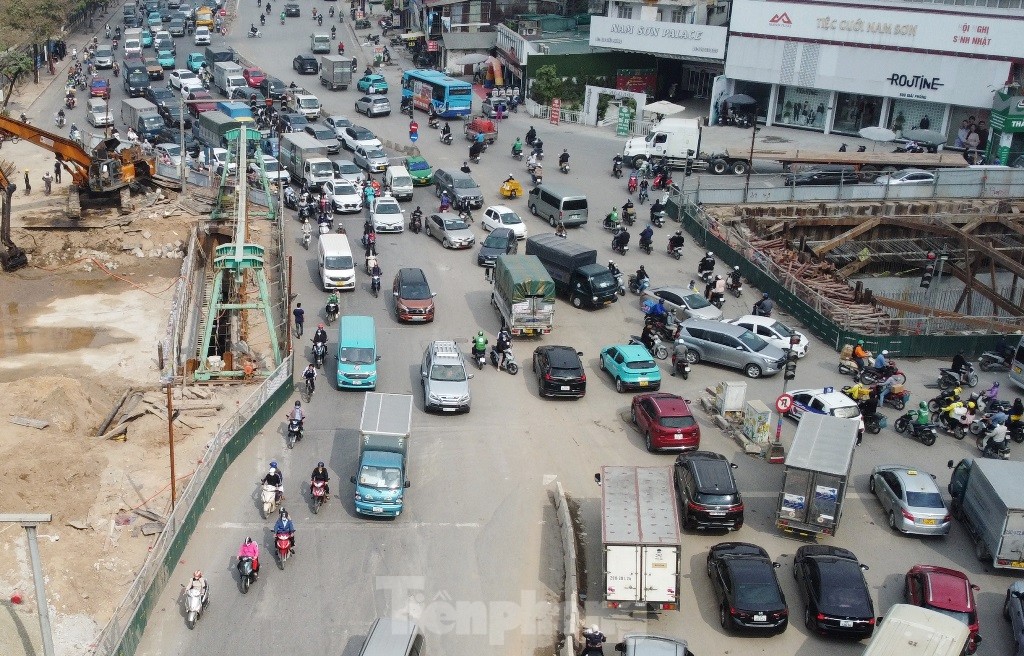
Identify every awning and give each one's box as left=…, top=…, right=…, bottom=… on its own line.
left=643, top=101, right=686, bottom=116
left=399, top=31, right=425, bottom=40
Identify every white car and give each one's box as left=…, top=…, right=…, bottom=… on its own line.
left=194, top=26, right=211, bottom=46
left=370, top=195, right=405, bottom=232
left=209, top=148, right=237, bottom=175
left=787, top=387, right=865, bottom=436
left=323, top=115, right=352, bottom=139
left=481, top=205, right=528, bottom=240
left=340, top=124, right=383, bottom=153
left=323, top=179, right=362, bottom=213
left=154, top=143, right=182, bottom=167
left=169, top=69, right=202, bottom=93
left=727, top=315, right=809, bottom=358
left=353, top=144, right=389, bottom=173
left=874, top=169, right=936, bottom=185
left=249, top=155, right=289, bottom=184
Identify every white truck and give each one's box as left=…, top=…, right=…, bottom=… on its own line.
left=600, top=465, right=681, bottom=613
left=948, top=458, right=1024, bottom=569
left=280, top=132, right=333, bottom=190
left=212, top=61, right=247, bottom=98
left=290, top=87, right=322, bottom=119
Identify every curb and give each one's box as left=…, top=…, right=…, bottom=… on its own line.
left=551, top=482, right=580, bottom=656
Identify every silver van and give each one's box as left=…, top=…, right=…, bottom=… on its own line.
left=674, top=318, right=787, bottom=379
left=359, top=619, right=426, bottom=656
left=527, top=183, right=588, bottom=227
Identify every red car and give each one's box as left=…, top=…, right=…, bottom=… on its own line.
left=89, top=79, right=111, bottom=99
left=904, top=565, right=981, bottom=653
left=243, top=67, right=265, bottom=88
left=186, top=90, right=217, bottom=117
left=630, top=392, right=700, bottom=452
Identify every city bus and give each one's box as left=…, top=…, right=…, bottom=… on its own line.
left=400, top=69, right=473, bottom=119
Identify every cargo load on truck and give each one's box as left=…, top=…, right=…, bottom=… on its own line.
left=948, top=458, right=1024, bottom=569
left=600, top=465, right=681, bottom=612
left=776, top=413, right=858, bottom=538
left=351, top=393, right=413, bottom=517
left=491, top=255, right=555, bottom=337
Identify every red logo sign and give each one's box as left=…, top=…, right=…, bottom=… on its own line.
left=769, top=12, right=792, bottom=26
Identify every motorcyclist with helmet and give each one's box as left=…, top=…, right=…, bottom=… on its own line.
left=639, top=224, right=654, bottom=251
left=621, top=199, right=635, bottom=224
left=312, top=322, right=328, bottom=346
left=951, top=350, right=971, bottom=384
left=852, top=340, right=871, bottom=370
left=640, top=321, right=657, bottom=354
left=511, top=137, right=523, bottom=157
left=874, top=350, right=890, bottom=370
left=753, top=292, right=774, bottom=317
left=274, top=508, right=296, bottom=552
left=634, top=265, right=649, bottom=290
left=668, top=230, right=685, bottom=252
left=187, top=570, right=209, bottom=604
left=582, top=625, right=606, bottom=656
left=495, top=326, right=512, bottom=370
left=607, top=260, right=620, bottom=277
left=697, top=251, right=715, bottom=278
left=310, top=461, right=330, bottom=497
left=613, top=227, right=630, bottom=253
left=728, top=265, right=741, bottom=289
left=472, top=330, right=488, bottom=363
left=238, top=537, right=260, bottom=578
left=262, top=460, right=284, bottom=502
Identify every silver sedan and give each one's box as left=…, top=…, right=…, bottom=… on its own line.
left=640, top=286, right=724, bottom=321
left=425, top=213, right=475, bottom=249
left=869, top=465, right=951, bottom=536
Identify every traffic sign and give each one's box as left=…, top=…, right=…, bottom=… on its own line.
left=776, top=393, right=794, bottom=413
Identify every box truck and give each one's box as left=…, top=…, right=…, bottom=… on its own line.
left=947, top=458, right=1024, bottom=569
left=491, top=255, right=555, bottom=337
left=525, top=234, right=618, bottom=309
left=350, top=393, right=413, bottom=517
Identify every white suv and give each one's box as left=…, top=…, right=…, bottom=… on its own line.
left=194, top=26, right=211, bottom=46
left=420, top=341, right=473, bottom=413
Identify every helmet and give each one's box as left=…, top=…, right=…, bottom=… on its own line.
left=734, top=265, right=739, bottom=271
left=919, top=401, right=928, bottom=410
left=676, top=231, right=683, bottom=236
left=280, top=508, right=289, bottom=519
left=563, top=148, right=568, bottom=153
left=857, top=339, right=864, bottom=345
left=294, top=401, right=300, bottom=407
left=317, top=461, right=325, bottom=468
left=591, top=625, right=600, bottom=634
left=639, top=265, right=646, bottom=272
left=608, top=260, right=615, bottom=266
left=245, top=537, right=253, bottom=545
left=715, top=275, right=722, bottom=280
left=882, top=350, right=889, bottom=355
left=193, top=570, right=202, bottom=579
left=270, top=460, right=278, bottom=468
left=706, top=251, right=713, bottom=257
left=762, top=292, right=769, bottom=299
left=477, top=331, right=484, bottom=338
left=968, top=402, right=976, bottom=410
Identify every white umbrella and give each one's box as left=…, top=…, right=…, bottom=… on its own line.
left=451, top=53, right=489, bottom=66
left=858, top=126, right=897, bottom=142
left=643, top=100, right=686, bottom=116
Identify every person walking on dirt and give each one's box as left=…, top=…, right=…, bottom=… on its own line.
left=23, top=169, right=30, bottom=195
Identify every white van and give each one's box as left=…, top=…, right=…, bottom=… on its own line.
left=123, top=28, right=143, bottom=56
left=862, top=604, right=971, bottom=656
left=317, top=234, right=355, bottom=291
left=385, top=165, right=414, bottom=201
left=194, top=26, right=211, bottom=46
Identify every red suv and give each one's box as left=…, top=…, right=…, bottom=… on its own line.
left=630, top=392, right=700, bottom=452
left=904, top=565, right=981, bottom=653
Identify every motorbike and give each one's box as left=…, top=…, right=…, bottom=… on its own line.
left=612, top=271, right=626, bottom=296
left=727, top=278, right=742, bottom=298
left=440, top=131, right=453, bottom=145
left=301, top=230, right=311, bottom=250
left=325, top=301, right=339, bottom=325
left=650, top=210, right=665, bottom=228
left=639, top=239, right=653, bottom=255
left=858, top=362, right=907, bottom=386
left=613, top=160, right=623, bottom=178
left=932, top=409, right=968, bottom=440
left=511, top=147, right=523, bottom=161
left=65, top=95, right=76, bottom=110
left=54, top=113, right=66, bottom=128
left=671, top=349, right=692, bottom=379
left=652, top=172, right=673, bottom=190
left=489, top=346, right=519, bottom=375
left=311, top=479, right=328, bottom=514
left=284, top=186, right=298, bottom=209
left=602, top=216, right=621, bottom=232
left=238, top=557, right=257, bottom=593
left=261, top=483, right=281, bottom=518
left=697, top=267, right=715, bottom=287
left=260, top=13, right=266, bottom=25
left=112, top=63, right=120, bottom=77
left=709, top=291, right=725, bottom=309
left=559, top=160, right=570, bottom=174
left=842, top=383, right=910, bottom=411
left=530, top=167, right=543, bottom=186
left=629, top=334, right=668, bottom=360
left=500, top=178, right=524, bottom=199
left=312, top=341, right=326, bottom=369
left=622, top=206, right=636, bottom=226
left=275, top=532, right=292, bottom=568
left=668, top=244, right=683, bottom=260
left=249, top=28, right=262, bottom=38
left=978, top=429, right=1011, bottom=459
left=978, top=350, right=1012, bottom=372
left=938, top=363, right=979, bottom=389
left=611, top=234, right=629, bottom=256
left=927, top=387, right=962, bottom=413
left=428, top=116, right=440, bottom=129
left=627, top=174, right=638, bottom=194
left=637, top=186, right=649, bottom=204
left=893, top=413, right=938, bottom=445
left=409, top=214, right=422, bottom=233
left=287, top=418, right=302, bottom=448
left=628, top=274, right=650, bottom=295
left=183, top=584, right=208, bottom=629
left=371, top=273, right=381, bottom=297
left=471, top=347, right=486, bottom=370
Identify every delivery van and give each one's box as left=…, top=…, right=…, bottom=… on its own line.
left=385, top=165, right=414, bottom=201
left=317, top=233, right=355, bottom=291
left=336, top=315, right=379, bottom=389
left=862, top=604, right=972, bottom=656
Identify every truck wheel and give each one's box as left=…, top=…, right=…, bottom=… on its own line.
left=631, top=155, right=647, bottom=169
left=711, top=159, right=728, bottom=175
left=549, top=215, right=557, bottom=228
left=570, top=295, right=583, bottom=309
left=731, top=161, right=749, bottom=175
left=975, top=539, right=988, bottom=561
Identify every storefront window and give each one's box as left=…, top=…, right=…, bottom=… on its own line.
left=733, top=81, right=771, bottom=122
left=832, top=93, right=882, bottom=134
left=775, top=86, right=829, bottom=130
left=887, top=99, right=941, bottom=139
left=946, top=106, right=991, bottom=149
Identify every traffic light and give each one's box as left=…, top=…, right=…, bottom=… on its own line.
left=784, top=351, right=798, bottom=380
left=920, top=251, right=937, bottom=289
left=685, top=158, right=693, bottom=176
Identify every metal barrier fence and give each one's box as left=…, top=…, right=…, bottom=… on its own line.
left=686, top=167, right=1024, bottom=204
left=668, top=193, right=1013, bottom=357
left=159, top=227, right=204, bottom=379
left=89, top=356, right=294, bottom=656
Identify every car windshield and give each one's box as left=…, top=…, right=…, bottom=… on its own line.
left=697, top=492, right=736, bottom=505
left=430, top=364, right=466, bottom=382
left=683, top=293, right=711, bottom=309
left=832, top=405, right=861, bottom=419
left=96, top=47, right=112, bottom=57
left=737, top=330, right=769, bottom=352
left=262, top=161, right=281, bottom=172
left=626, top=359, right=655, bottom=370
left=499, top=211, right=522, bottom=225
left=366, top=149, right=385, bottom=159
left=323, top=255, right=352, bottom=270
left=332, top=182, right=355, bottom=195
left=401, top=282, right=431, bottom=300
left=298, top=98, right=319, bottom=108
left=408, top=159, right=430, bottom=171
left=372, top=98, right=388, bottom=105
left=906, top=491, right=945, bottom=508
left=339, top=163, right=360, bottom=174
left=483, top=233, right=508, bottom=248
left=310, top=162, right=333, bottom=176
left=928, top=607, right=970, bottom=625
left=376, top=203, right=401, bottom=215
left=357, top=465, right=402, bottom=490
left=591, top=270, right=617, bottom=290
left=392, top=176, right=411, bottom=187
left=453, top=178, right=478, bottom=189
left=443, top=218, right=469, bottom=230
left=340, top=347, right=374, bottom=365
left=311, top=128, right=333, bottom=139
left=353, top=128, right=374, bottom=140
left=772, top=321, right=796, bottom=338
left=161, top=144, right=181, bottom=156
left=659, top=415, right=696, bottom=429
left=178, top=71, right=197, bottom=80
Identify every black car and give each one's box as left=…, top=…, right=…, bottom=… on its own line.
left=284, top=3, right=300, bottom=16
left=674, top=451, right=744, bottom=531
left=145, top=85, right=177, bottom=109
left=259, top=76, right=287, bottom=100
left=279, top=113, right=308, bottom=133
left=707, top=542, right=788, bottom=635
left=159, top=104, right=191, bottom=129
left=532, top=345, right=586, bottom=399
left=157, top=126, right=198, bottom=153
left=293, top=54, right=319, bottom=75
left=231, top=87, right=266, bottom=104
left=476, top=227, right=517, bottom=267
left=793, top=545, right=875, bottom=640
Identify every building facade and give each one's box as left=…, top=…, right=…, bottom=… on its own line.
left=722, top=0, right=1023, bottom=148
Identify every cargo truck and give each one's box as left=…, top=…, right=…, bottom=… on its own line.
left=350, top=393, right=413, bottom=517
left=290, top=87, right=322, bottom=119
left=279, top=132, right=333, bottom=190
left=310, top=33, right=331, bottom=54
left=319, top=55, right=353, bottom=91
left=120, top=98, right=163, bottom=140
left=600, top=465, right=681, bottom=612
left=205, top=45, right=234, bottom=65
left=776, top=413, right=858, bottom=538
left=213, top=61, right=247, bottom=97
left=524, top=234, right=618, bottom=309
left=947, top=458, right=1024, bottom=569
left=193, top=111, right=242, bottom=148
left=491, top=255, right=555, bottom=337
left=216, top=101, right=254, bottom=122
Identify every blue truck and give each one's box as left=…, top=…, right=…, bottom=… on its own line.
left=350, top=393, right=413, bottom=517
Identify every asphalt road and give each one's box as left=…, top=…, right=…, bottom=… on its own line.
left=119, top=5, right=1022, bottom=656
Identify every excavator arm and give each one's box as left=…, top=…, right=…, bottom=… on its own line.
left=0, top=115, right=92, bottom=187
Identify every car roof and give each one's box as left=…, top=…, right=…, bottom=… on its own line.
left=712, top=541, right=770, bottom=560
left=651, top=286, right=695, bottom=297
left=639, top=393, right=691, bottom=416
left=613, top=344, right=655, bottom=361
left=620, top=634, right=689, bottom=656
left=676, top=451, right=736, bottom=493
left=398, top=267, right=427, bottom=283
left=878, top=466, right=940, bottom=493
left=790, top=388, right=857, bottom=406
left=731, top=314, right=776, bottom=328
left=539, top=345, right=581, bottom=367
left=487, top=204, right=515, bottom=213
left=913, top=566, right=974, bottom=611
left=489, top=227, right=515, bottom=238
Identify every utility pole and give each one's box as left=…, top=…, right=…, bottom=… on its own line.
left=0, top=514, right=56, bottom=656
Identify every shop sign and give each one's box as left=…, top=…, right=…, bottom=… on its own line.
left=427, top=40, right=438, bottom=52
left=616, top=105, right=634, bottom=137
left=730, top=0, right=1024, bottom=59
left=589, top=16, right=727, bottom=60
left=550, top=98, right=561, bottom=126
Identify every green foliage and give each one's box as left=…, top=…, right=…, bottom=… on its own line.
left=3, top=0, right=71, bottom=39
left=529, top=65, right=563, bottom=105
left=0, top=50, right=33, bottom=109
left=597, top=95, right=610, bottom=122
left=383, top=0, right=394, bottom=11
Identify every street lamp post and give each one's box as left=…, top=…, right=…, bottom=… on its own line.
left=745, top=124, right=760, bottom=199
left=0, top=514, right=56, bottom=656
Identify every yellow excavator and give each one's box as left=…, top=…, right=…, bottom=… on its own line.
left=0, top=115, right=155, bottom=193
left=0, top=159, right=27, bottom=271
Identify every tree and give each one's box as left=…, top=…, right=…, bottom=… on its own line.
left=530, top=65, right=563, bottom=105
left=1, top=0, right=74, bottom=84
left=0, top=50, right=32, bottom=111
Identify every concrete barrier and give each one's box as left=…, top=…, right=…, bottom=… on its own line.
left=551, top=482, right=580, bottom=656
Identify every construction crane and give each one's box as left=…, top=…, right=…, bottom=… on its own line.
left=0, top=159, right=27, bottom=271
left=0, top=116, right=155, bottom=194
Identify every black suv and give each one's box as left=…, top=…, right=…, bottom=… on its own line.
left=284, top=3, right=301, bottom=16
left=532, top=345, right=586, bottom=398
left=145, top=86, right=176, bottom=110
left=293, top=54, right=319, bottom=75
left=674, top=451, right=744, bottom=531
left=433, top=168, right=483, bottom=209
left=259, top=76, right=287, bottom=101
left=785, top=165, right=860, bottom=186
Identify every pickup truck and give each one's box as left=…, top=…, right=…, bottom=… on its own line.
left=464, top=117, right=498, bottom=144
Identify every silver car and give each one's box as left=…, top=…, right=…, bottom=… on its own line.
left=674, top=318, right=787, bottom=379
left=329, top=157, right=365, bottom=184
left=869, top=465, right=951, bottom=536
left=641, top=286, right=724, bottom=321
left=355, top=95, right=392, bottom=118
left=304, top=123, right=340, bottom=154
left=425, top=212, right=475, bottom=249
left=874, top=169, right=936, bottom=185
left=94, top=45, right=114, bottom=69
left=353, top=144, right=389, bottom=173
left=324, top=115, right=352, bottom=139
left=420, top=340, right=472, bottom=413
left=1005, top=581, right=1024, bottom=656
